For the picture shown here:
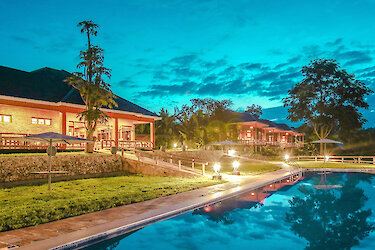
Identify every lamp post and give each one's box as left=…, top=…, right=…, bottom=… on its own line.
left=232, top=160, right=240, bottom=175
left=212, top=163, right=222, bottom=180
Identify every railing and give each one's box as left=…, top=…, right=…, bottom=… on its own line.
left=291, top=155, right=375, bottom=165
left=238, top=140, right=304, bottom=147
left=98, top=139, right=154, bottom=150
left=133, top=149, right=207, bottom=175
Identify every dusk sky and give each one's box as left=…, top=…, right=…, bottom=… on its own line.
left=1, top=0, right=375, bottom=115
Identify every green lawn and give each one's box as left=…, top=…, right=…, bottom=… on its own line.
left=293, top=161, right=375, bottom=169
left=0, top=175, right=222, bottom=232
left=193, top=156, right=280, bottom=175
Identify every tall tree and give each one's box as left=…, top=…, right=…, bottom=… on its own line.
left=65, top=21, right=116, bottom=152
left=245, top=104, right=262, bottom=119
left=283, top=59, right=373, bottom=153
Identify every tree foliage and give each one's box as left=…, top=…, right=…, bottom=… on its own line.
left=283, top=59, right=373, bottom=142
left=245, top=104, right=262, bottom=119
left=156, top=98, right=238, bottom=149
left=65, top=20, right=116, bottom=152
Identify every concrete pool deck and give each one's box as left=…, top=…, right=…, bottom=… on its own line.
left=0, top=167, right=296, bottom=250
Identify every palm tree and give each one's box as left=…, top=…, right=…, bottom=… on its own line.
left=65, top=21, right=116, bottom=152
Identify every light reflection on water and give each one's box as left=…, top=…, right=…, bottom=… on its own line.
left=88, top=173, right=375, bottom=250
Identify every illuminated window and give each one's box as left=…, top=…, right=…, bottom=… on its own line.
left=0, top=115, right=12, bottom=123
left=32, top=118, right=51, bottom=125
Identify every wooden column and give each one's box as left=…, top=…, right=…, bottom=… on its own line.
left=61, top=111, right=67, bottom=149
left=115, top=117, right=119, bottom=148
left=150, top=121, right=155, bottom=148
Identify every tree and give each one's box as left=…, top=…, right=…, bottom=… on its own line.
left=283, top=59, right=373, bottom=153
left=65, top=21, right=116, bottom=152
left=245, top=104, right=262, bottom=119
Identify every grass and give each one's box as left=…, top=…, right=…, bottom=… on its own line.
left=0, top=175, right=222, bottom=232
left=294, top=161, right=375, bottom=169
left=193, top=156, right=280, bottom=175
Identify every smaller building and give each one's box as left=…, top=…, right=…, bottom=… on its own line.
left=233, top=112, right=304, bottom=148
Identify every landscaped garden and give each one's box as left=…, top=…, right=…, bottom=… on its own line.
left=195, top=156, right=280, bottom=175
left=0, top=175, right=222, bottom=232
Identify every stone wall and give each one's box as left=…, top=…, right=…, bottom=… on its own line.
left=0, top=154, right=195, bottom=186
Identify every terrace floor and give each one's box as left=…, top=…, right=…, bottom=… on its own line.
left=0, top=164, right=294, bottom=250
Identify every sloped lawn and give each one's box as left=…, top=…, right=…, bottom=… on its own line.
left=0, top=175, right=222, bottom=232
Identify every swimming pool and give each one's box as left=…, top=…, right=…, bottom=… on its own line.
left=87, top=172, right=375, bottom=249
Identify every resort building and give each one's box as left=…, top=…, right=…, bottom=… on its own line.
left=0, top=66, right=160, bottom=150
left=232, top=112, right=304, bottom=148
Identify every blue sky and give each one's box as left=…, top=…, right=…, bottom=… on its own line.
left=1, top=0, right=375, bottom=115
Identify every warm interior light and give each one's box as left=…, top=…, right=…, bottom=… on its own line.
left=233, top=161, right=240, bottom=171
left=213, top=163, right=221, bottom=174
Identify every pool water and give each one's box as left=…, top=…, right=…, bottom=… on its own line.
left=89, top=172, right=375, bottom=250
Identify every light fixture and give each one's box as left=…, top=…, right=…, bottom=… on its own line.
left=285, top=154, right=290, bottom=162
left=228, top=149, right=235, bottom=157
left=325, top=155, right=330, bottom=162
left=173, top=143, right=177, bottom=148
left=233, top=161, right=240, bottom=175
left=212, top=163, right=222, bottom=180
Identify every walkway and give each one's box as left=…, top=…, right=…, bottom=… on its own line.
left=0, top=167, right=296, bottom=250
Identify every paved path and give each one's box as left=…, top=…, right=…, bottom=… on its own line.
left=0, top=167, right=296, bottom=250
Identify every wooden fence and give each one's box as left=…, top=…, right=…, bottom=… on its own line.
left=291, top=155, right=375, bottom=165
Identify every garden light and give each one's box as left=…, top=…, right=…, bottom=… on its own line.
left=212, top=163, right=222, bottom=180
left=232, top=160, right=240, bottom=175
left=173, top=143, right=177, bottom=148
left=325, top=155, right=330, bottom=162
left=213, top=163, right=221, bottom=174
left=228, top=149, right=236, bottom=157
left=285, top=154, right=290, bottom=161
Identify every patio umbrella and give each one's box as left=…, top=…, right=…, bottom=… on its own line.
left=312, top=138, right=344, bottom=155
left=11, top=132, right=92, bottom=190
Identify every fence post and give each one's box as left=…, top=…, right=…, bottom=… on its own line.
left=192, top=159, right=195, bottom=169
left=358, top=157, right=361, bottom=164
left=155, top=156, right=158, bottom=165
left=202, top=163, right=205, bottom=175
left=341, top=157, right=344, bottom=163
left=178, top=160, right=182, bottom=171
left=297, top=156, right=300, bottom=161
left=315, top=156, right=317, bottom=162
left=170, top=157, right=173, bottom=164
left=373, top=157, right=375, bottom=165
left=121, top=148, right=124, bottom=157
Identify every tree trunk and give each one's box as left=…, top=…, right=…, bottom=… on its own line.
left=86, top=129, right=95, bottom=153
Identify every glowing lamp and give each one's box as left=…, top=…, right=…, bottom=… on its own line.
left=213, top=163, right=221, bottom=174
left=325, top=155, right=330, bottom=162
left=228, top=149, right=235, bottom=157
left=212, top=163, right=222, bottom=180
left=232, top=161, right=240, bottom=175
left=285, top=154, right=290, bottom=161
left=173, top=143, right=177, bottom=148
left=251, top=192, right=255, bottom=196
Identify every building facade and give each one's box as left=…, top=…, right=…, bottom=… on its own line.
left=233, top=112, right=304, bottom=148
left=0, top=66, right=160, bottom=150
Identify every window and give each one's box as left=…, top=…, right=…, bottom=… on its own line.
left=0, top=115, right=12, bottom=123
left=32, top=118, right=51, bottom=126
